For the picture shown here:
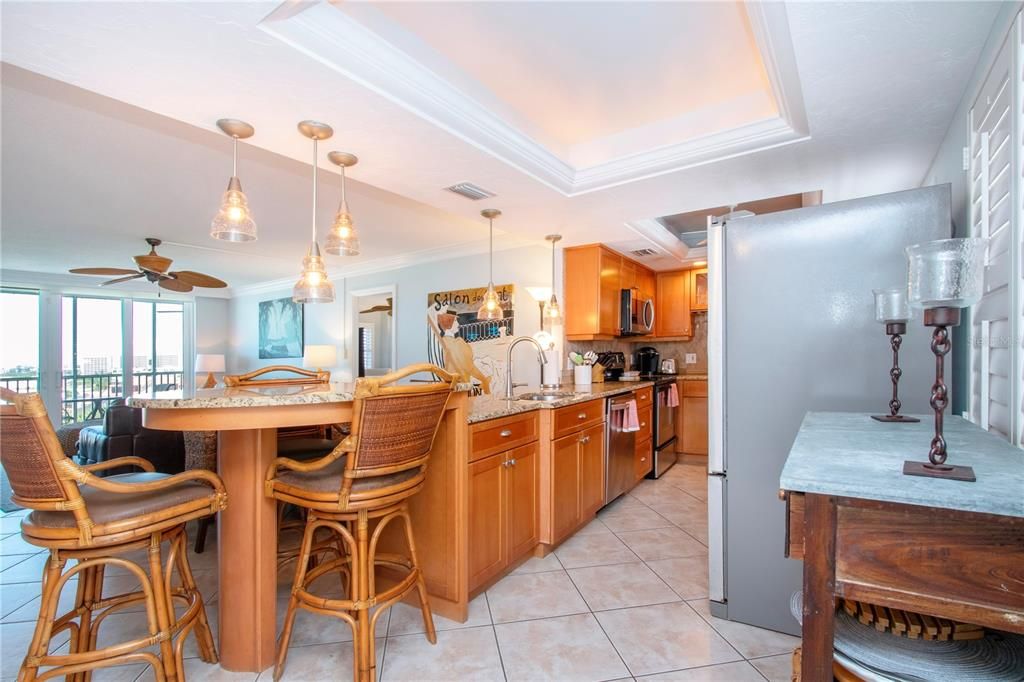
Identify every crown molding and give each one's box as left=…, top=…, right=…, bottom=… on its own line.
left=226, top=234, right=539, bottom=298
left=259, top=1, right=810, bottom=197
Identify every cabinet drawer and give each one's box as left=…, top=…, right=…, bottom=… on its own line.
left=635, top=436, right=652, bottom=482
left=553, top=399, right=604, bottom=439
left=682, top=381, right=707, bottom=398
left=637, top=405, right=653, bottom=442
left=471, top=412, right=539, bottom=462
left=634, top=387, right=653, bottom=406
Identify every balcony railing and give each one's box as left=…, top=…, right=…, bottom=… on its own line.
left=0, top=371, right=184, bottom=424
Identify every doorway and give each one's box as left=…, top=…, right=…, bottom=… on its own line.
left=349, top=286, right=396, bottom=379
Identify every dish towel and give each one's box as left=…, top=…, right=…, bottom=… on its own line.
left=667, top=383, right=680, bottom=408
left=623, top=400, right=641, bottom=432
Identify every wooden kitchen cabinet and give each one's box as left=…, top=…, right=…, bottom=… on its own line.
left=678, top=380, right=708, bottom=456
left=620, top=258, right=637, bottom=291
left=598, top=248, right=622, bottom=337
left=637, top=266, right=656, bottom=303
left=563, top=244, right=655, bottom=340
left=635, top=436, right=652, bottom=483
left=655, top=270, right=692, bottom=338
left=550, top=432, right=582, bottom=542
left=578, top=423, right=606, bottom=519
left=468, top=442, right=540, bottom=592
left=542, top=399, right=607, bottom=547
left=689, top=268, right=708, bottom=311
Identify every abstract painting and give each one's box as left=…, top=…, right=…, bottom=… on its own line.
left=258, top=298, right=304, bottom=359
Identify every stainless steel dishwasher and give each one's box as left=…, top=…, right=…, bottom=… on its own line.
left=604, top=393, right=637, bottom=504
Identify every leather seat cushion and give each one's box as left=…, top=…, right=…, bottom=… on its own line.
left=275, top=456, right=418, bottom=495
left=277, top=438, right=341, bottom=461
left=26, top=473, right=213, bottom=529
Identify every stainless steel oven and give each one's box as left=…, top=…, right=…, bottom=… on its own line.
left=650, top=378, right=678, bottom=478
left=619, top=288, right=654, bottom=336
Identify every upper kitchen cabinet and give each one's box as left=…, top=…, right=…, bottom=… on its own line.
left=689, top=267, right=708, bottom=311
left=564, top=244, right=653, bottom=340
left=655, top=270, right=692, bottom=338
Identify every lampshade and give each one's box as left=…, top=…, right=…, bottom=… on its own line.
left=477, top=283, right=504, bottom=320
left=210, top=119, right=257, bottom=242
left=292, top=244, right=335, bottom=304
left=872, top=288, right=910, bottom=324
left=906, top=238, right=987, bottom=309
left=324, top=151, right=360, bottom=256
left=195, top=354, right=225, bottom=373
left=303, top=345, right=337, bottom=369
left=544, top=295, right=563, bottom=325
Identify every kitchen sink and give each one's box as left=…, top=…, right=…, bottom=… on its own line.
left=516, top=392, right=575, bottom=402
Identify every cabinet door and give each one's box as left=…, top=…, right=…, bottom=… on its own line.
left=598, top=249, right=622, bottom=336
left=637, top=266, right=656, bottom=303
left=689, top=268, right=708, bottom=311
left=681, top=397, right=709, bottom=455
left=635, top=436, right=652, bottom=483
left=506, top=442, right=539, bottom=561
left=620, top=259, right=638, bottom=291
left=655, top=271, right=691, bottom=338
left=468, top=453, right=506, bottom=591
left=564, top=246, right=601, bottom=336
left=551, top=433, right=582, bottom=543
left=578, top=423, right=606, bottom=519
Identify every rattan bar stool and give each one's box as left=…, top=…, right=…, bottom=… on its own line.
left=0, top=389, right=227, bottom=682
left=265, top=364, right=457, bottom=682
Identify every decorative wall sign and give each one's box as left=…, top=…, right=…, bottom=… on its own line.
left=258, top=297, right=304, bottom=359
left=426, top=284, right=515, bottom=395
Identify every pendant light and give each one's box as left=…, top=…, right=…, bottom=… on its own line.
left=210, top=119, right=258, bottom=242
left=477, top=209, right=504, bottom=320
left=292, top=120, right=335, bottom=304
left=543, top=234, right=563, bottom=326
left=324, top=151, right=360, bottom=256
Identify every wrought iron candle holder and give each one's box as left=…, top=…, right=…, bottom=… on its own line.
left=871, top=288, right=918, bottom=423
left=903, top=238, right=987, bottom=483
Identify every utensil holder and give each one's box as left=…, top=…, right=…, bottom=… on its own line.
left=574, top=365, right=592, bottom=387
left=591, top=363, right=606, bottom=383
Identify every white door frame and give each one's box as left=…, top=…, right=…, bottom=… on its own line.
left=348, top=284, right=397, bottom=379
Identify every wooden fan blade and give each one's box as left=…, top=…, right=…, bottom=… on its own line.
left=159, top=278, right=193, bottom=293
left=101, top=274, right=145, bottom=286
left=360, top=305, right=391, bottom=314
left=70, top=267, right=140, bottom=276
left=169, top=270, right=227, bottom=288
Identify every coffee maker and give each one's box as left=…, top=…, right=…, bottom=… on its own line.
left=633, top=346, right=660, bottom=377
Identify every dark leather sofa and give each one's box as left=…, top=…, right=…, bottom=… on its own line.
left=76, top=403, right=185, bottom=475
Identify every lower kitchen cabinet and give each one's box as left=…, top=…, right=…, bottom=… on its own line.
left=551, top=432, right=582, bottom=543
left=679, top=380, right=709, bottom=456
left=468, top=442, right=539, bottom=592
left=579, top=423, right=606, bottom=519
left=635, top=435, right=652, bottom=483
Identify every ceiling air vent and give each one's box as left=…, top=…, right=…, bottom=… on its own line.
left=444, top=182, right=496, bottom=201
left=630, top=248, right=659, bottom=258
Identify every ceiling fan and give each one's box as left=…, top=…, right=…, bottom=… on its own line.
left=360, top=297, right=393, bottom=316
left=69, top=238, right=228, bottom=293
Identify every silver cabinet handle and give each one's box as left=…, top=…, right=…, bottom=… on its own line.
left=640, top=422, right=647, bottom=427
left=509, top=458, right=516, bottom=466
left=577, top=412, right=587, bottom=420
left=499, top=429, right=513, bottom=437
left=580, top=435, right=590, bottom=444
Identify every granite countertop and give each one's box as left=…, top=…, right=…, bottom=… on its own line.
left=780, top=411, right=1024, bottom=518
left=468, top=380, right=656, bottom=424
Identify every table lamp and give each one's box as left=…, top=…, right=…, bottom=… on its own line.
left=303, top=344, right=337, bottom=375
left=196, top=354, right=225, bottom=389
left=904, top=237, right=987, bottom=482
left=871, top=288, right=918, bottom=423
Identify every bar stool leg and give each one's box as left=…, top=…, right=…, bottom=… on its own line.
left=147, top=533, right=178, bottom=682
left=274, top=516, right=320, bottom=682
left=21, top=555, right=67, bottom=682
left=172, top=531, right=218, bottom=665
left=355, top=510, right=374, bottom=682
left=400, top=506, right=436, bottom=644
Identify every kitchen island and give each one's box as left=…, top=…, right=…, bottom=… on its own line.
left=779, top=412, right=1024, bottom=680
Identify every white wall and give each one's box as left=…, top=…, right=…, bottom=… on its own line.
left=923, top=2, right=1021, bottom=415
left=227, top=244, right=558, bottom=386
left=195, top=297, right=230, bottom=355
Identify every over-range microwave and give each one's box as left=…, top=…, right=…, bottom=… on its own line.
left=620, top=288, right=654, bottom=336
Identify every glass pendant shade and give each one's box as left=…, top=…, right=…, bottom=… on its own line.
left=544, top=295, right=562, bottom=325
left=872, top=288, right=910, bottom=324
left=211, top=177, right=257, bottom=242
left=477, top=283, right=504, bottom=320
left=324, top=201, right=360, bottom=256
left=292, top=242, right=335, bottom=304
left=906, top=237, right=987, bottom=309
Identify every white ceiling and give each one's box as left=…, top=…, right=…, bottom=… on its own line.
left=0, top=1, right=1004, bottom=290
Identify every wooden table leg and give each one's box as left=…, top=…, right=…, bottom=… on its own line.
left=217, top=428, right=278, bottom=672
left=801, top=493, right=837, bottom=681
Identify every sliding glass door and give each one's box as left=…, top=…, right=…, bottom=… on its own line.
left=61, top=296, right=124, bottom=423
left=132, top=301, right=185, bottom=396
left=0, top=289, right=40, bottom=394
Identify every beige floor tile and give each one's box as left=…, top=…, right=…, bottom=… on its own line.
left=749, top=653, right=794, bottom=681
left=387, top=593, right=490, bottom=636
left=1, top=552, right=32, bottom=572
left=1, top=619, right=72, bottom=679
left=595, top=602, right=740, bottom=677
left=574, top=517, right=612, bottom=536
left=0, top=511, right=30, bottom=535
left=687, top=599, right=800, bottom=659
left=554, top=530, right=638, bottom=569
left=672, top=479, right=707, bottom=501
left=628, top=480, right=693, bottom=507
left=1, top=580, right=46, bottom=620
left=273, top=595, right=369, bottom=646
left=181, top=657, right=258, bottom=681
left=672, top=520, right=708, bottom=546
left=646, top=555, right=709, bottom=600
left=637, top=660, right=765, bottom=681
left=495, top=612, right=630, bottom=682
left=616, top=527, right=706, bottom=562
left=509, top=552, right=563, bottom=575
left=381, top=626, right=503, bottom=682
left=0, top=552, right=50, bottom=583
left=91, top=605, right=218, bottom=661
left=568, top=562, right=678, bottom=612
left=77, top=661, right=150, bottom=682
left=598, top=503, right=674, bottom=533
left=602, top=494, right=647, bottom=512
left=258, top=638, right=384, bottom=681
left=0, top=533, right=42, bottom=557
left=486, top=570, right=588, bottom=624
left=646, top=494, right=706, bottom=525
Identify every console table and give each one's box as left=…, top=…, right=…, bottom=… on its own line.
left=780, top=412, right=1024, bottom=680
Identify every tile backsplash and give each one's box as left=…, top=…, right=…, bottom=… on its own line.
left=567, top=312, right=708, bottom=373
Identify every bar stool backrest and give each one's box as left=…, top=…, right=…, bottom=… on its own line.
left=223, top=365, right=330, bottom=387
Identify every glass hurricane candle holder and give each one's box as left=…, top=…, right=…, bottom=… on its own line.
left=870, top=288, right=918, bottom=423
left=903, top=237, right=987, bottom=482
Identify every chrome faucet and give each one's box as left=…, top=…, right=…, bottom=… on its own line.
left=505, top=336, right=548, bottom=399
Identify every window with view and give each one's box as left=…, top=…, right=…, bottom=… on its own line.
left=0, top=289, right=40, bottom=395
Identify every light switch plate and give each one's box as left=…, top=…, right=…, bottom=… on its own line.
left=685, top=353, right=697, bottom=364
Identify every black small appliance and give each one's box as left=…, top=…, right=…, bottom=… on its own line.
left=633, top=346, right=660, bottom=376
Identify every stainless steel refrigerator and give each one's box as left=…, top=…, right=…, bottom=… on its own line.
left=706, top=185, right=952, bottom=634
